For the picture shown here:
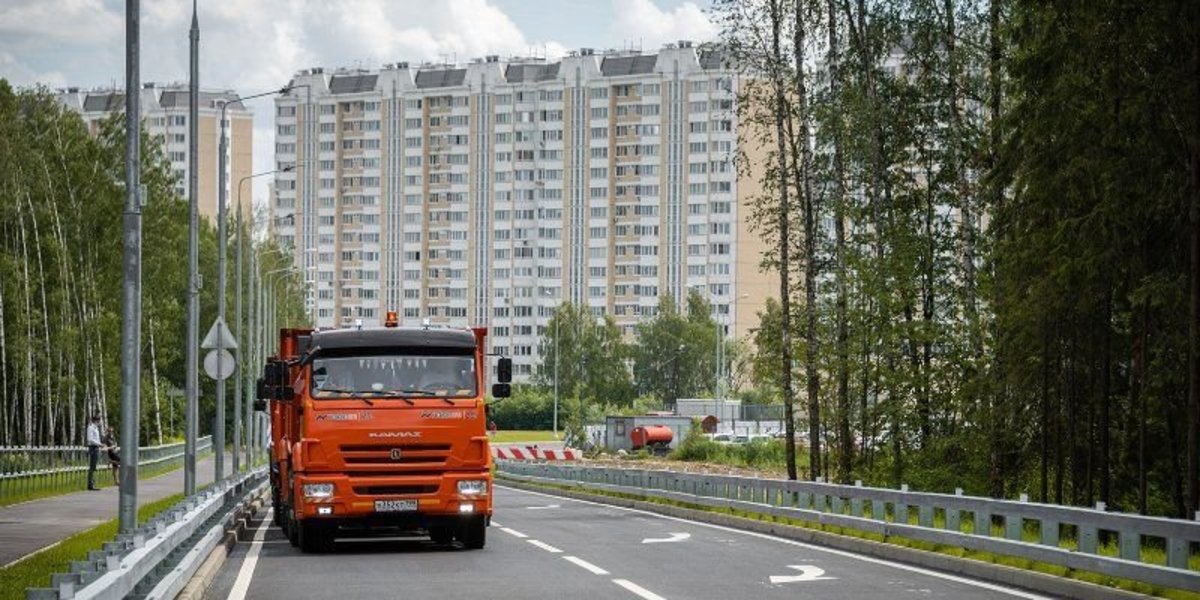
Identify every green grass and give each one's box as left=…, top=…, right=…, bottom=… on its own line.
left=0, top=491, right=189, bottom=600
left=500, top=475, right=1200, bottom=600
left=490, top=430, right=559, bottom=443
left=0, top=450, right=212, bottom=508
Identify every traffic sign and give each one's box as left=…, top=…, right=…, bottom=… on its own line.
left=201, top=316, right=238, bottom=350
left=203, top=349, right=236, bottom=380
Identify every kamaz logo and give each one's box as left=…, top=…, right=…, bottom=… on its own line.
left=367, top=431, right=422, bottom=438
left=389, top=448, right=403, bottom=460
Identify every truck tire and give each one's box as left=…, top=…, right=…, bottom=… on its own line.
left=456, top=517, right=486, bottom=549
left=298, top=520, right=333, bottom=553
left=271, top=489, right=282, bottom=526
left=430, top=526, right=454, bottom=545
left=286, top=507, right=299, bottom=547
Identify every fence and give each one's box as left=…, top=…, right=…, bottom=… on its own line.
left=26, top=468, right=266, bottom=600
left=0, top=436, right=213, bottom=505
left=498, top=461, right=1200, bottom=593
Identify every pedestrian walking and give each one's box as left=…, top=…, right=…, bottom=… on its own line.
left=86, top=412, right=102, bottom=490
left=103, top=426, right=121, bottom=486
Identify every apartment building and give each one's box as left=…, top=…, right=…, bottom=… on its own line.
left=272, top=43, right=773, bottom=380
left=56, top=83, right=254, bottom=221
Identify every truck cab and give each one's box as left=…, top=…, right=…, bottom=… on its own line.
left=257, top=321, right=511, bottom=552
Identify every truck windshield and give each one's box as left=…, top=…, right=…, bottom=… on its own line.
left=310, top=355, right=477, bottom=399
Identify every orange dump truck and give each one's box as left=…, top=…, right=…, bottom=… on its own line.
left=255, top=317, right=511, bottom=552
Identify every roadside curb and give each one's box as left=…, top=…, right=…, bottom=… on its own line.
left=175, top=489, right=267, bottom=600
left=498, top=476, right=1150, bottom=600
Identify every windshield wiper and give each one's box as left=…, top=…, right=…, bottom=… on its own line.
left=315, top=387, right=374, bottom=406
left=389, top=389, right=459, bottom=405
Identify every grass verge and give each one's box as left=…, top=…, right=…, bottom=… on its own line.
left=490, top=430, right=559, bottom=443
left=499, top=474, right=1200, bottom=600
left=0, top=491, right=191, bottom=600
left=0, top=450, right=214, bottom=508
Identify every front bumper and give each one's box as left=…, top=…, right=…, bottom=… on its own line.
left=293, top=471, right=492, bottom=522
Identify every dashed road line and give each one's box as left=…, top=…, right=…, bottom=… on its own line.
left=226, top=509, right=272, bottom=600
left=499, top=485, right=1049, bottom=600
left=500, top=527, right=528, bottom=538
left=526, top=539, right=563, bottom=553
left=563, top=555, right=609, bottom=575
left=613, top=578, right=668, bottom=600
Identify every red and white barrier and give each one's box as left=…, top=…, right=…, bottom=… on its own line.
left=492, top=445, right=578, bottom=461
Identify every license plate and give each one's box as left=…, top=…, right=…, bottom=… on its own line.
left=374, top=499, right=418, bottom=513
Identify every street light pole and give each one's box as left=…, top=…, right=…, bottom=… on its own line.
left=234, top=168, right=292, bottom=473
left=118, top=0, right=142, bottom=533
left=184, top=0, right=199, bottom=498
left=215, top=86, right=291, bottom=483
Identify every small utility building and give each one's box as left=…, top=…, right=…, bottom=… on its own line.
left=605, top=415, right=694, bottom=452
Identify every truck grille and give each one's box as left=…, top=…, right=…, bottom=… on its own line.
left=353, top=484, right=440, bottom=496
left=339, top=443, right=452, bottom=467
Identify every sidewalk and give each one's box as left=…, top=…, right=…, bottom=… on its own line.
left=0, top=452, right=232, bottom=567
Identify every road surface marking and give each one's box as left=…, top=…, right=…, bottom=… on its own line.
left=612, top=578, right=668, bottom=600
left=500, top=527, right=528, bottom=538
left=770, top=565, right=836, bottom=583
left=563, top=555, right=609, bottom=575
left=526, top=504, right=560, bottom=510
left=226, top=509, right=272, bottom=600
left=526, top=539, right=563, bottom=553
left=490, top=520, right=502, bottom=527
left=641, top=532, right=690, bottom=544
left=498, top=485, right=1050, bottom=600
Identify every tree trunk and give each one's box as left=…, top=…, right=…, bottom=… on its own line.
left=828, top=0, right=852, bottom=483
left=769, top=0, right=797, bottom=481
left=793, top=0, right=821, bottom=482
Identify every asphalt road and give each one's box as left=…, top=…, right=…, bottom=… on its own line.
left=204, top=485, right=1053, bottom=600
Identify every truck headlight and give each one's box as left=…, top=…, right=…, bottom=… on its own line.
left=302, top=483, right=334, bottom=498
left=457, top=480, right=488, bottom=496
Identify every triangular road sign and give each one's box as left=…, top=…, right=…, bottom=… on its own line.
left=201, top=316, right=239, bottom=350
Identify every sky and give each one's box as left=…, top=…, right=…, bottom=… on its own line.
left=0, top=0, right=718, bottom=205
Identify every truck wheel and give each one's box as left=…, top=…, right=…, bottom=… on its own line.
left=271, top=490, right=282, bottom=526
left=286, top=508, right=299, bottom=547
left=430, top=526, right=454, bottom=545
left=298, top=520, right=332, bottom=553
left=457, top=517, right=486, bottom=549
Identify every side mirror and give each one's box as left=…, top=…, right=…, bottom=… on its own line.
left=253, top=399, right=267, bottom=412
left=256, top=377, right=270, bottom=401
left=491, top=383, right=511, bottom=398
left=497, top=357, right=512, bottom=383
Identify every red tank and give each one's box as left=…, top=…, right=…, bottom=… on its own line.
left=630, top=425, right=674, bottom=450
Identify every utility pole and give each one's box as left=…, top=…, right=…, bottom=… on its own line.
left=246, top=222, right=256, bottom=468
left=118, top=0, right=142, bottom=533
left=233, top=195, right=243, bottom=473
left=184, top=0, right=199, bottom=496
left=215, top=97, right=227, bottom=483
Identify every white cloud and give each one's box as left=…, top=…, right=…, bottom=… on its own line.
left=610, top=0, right=717, bottom=49
left=0, top=0, right=715, bottom=205
left=0, top=51, right=66, bottom=88
left=0, top=0, right=121, bottom=44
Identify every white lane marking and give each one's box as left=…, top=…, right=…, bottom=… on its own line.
left=490, top=520, right=502, bottom=527
left=497, top=485, right=1050, bottom=600
left=526, top=504, right=560, bottom=510
left=612, top=578, right=668, bottom=600
left=563, top=555, right=610, bottom=575
left=641, top=532, right=690, bottom=544
left=226, top=509, right=272, bottom=600
left=526, top=539, right=563, bottom=553
left=500, top=527, right=528, bottom=539
left=770, top=565, right=836, bottom=583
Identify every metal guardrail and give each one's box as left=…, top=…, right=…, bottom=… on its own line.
left=0, top=436, right=213, bottom=502
left=498, top=461, right=1200, bottom=593
left=25, top=468, right=267, bottom=600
